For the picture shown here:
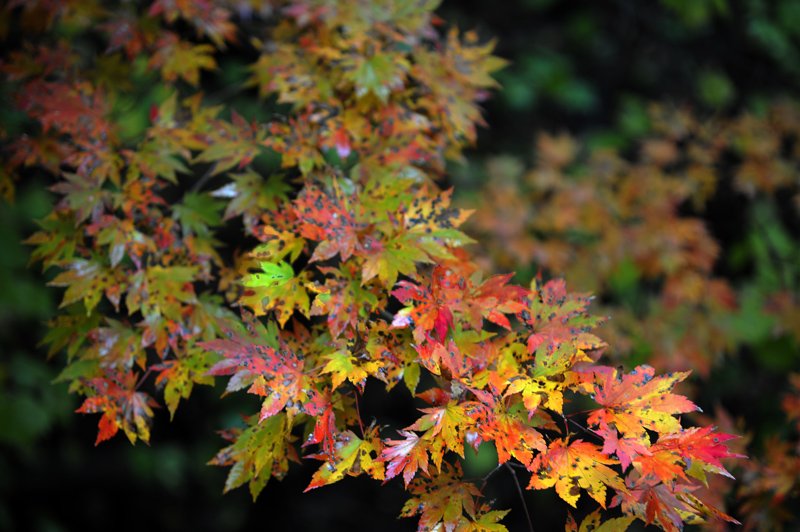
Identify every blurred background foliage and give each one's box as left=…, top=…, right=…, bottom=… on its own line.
left=1, top=0, right=800, bottom=530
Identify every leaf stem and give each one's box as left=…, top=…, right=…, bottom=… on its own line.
left=505, top=462, right=535, bottom=532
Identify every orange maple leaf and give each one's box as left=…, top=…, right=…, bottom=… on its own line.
left=529, top=438, right=628, bottom=508
left=584, top=365, right=698, bottom=444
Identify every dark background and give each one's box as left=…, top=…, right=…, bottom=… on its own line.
left=2, top=1, right=799, bottom=531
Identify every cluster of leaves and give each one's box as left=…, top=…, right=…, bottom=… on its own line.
left=470, top=103, right=800, bottom=376
left=440, top=0, right=800, bottom=161
left=467, top=102, right=800, bottom=529
left=2, top=1, right=746, bottom=530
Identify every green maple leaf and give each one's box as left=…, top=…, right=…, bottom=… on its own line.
left=209, top=413, right=293, bottom=501
left=49, top=172, right=108, bottom=224
left=242, top=260, right=294, bottom=289
left=362, top=232, right=431, bottom=288
left=344, top=51, right=410, bottom=103
left=154, top=343, right=217, bottom=420
left=124, top=140, right=190, bottom=184
left=240, top=277, right=310, bottom=326
left=49, top=258, right=126, bottom=314
left=305, top=429, right=385, bottom=491
left=126, top=265, right=199, bottom=321
left=173, top=191, right=224, bottom=238
left=95, top=217, right=153, bottom=267
left=25, top=211, right=83, bottom=271
left=194, top=113, right=267, bottom=176
left=212, top=168, right=292, bottom=223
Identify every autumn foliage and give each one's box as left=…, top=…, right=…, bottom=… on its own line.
left=1, top=1, right=750, bottom=531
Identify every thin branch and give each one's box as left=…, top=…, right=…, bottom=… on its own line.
left=353, top=389, right=366, bottom=439
left=377, top=308, right=395, bottom=323
left=134, top=367, right=155, bottom=391
left=190, top=164, right=216, bottom=193
left=479, top=462, right=504, bottom=494
left=505, top=462, right=535, bottom=532
left=566, top=416, right=602, bottom=441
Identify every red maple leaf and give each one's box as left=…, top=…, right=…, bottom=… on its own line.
left=519, top=276, right=607, bottom=355
left=76, top=370, right=159, bottom=445
left=293, top=182, right=377, bottom=262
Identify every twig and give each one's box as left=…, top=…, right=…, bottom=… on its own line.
left=377, top=308, right=395, bottom=323
left=566, top=416, right=602, bottom=441
left=479, top=462, right=504, bottom=494
left=134, top=367, right=154, bottom=391
left=354, top=389, right=366, bottom=438
left=505, top=462, right=535, bottom=532
left=190, top=164, right=216, bottom=193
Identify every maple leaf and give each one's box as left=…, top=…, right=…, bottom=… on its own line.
left=91, top=216, right=155, bottom=268
left=393, top=266, right=529, bottom=344
left=401, top=461, right=482, bottom=532
left=342, top=50, right=409, bottom=103
left=614, top=476, right=702, bottom=532
left=528, top=438, right=628, bottom=508
left=309, top=265, right=378, bottom=339
left=194, top=112, right=267, bottom=175
left=631, top=445, right=687, bottom=484
left=239, top=261, right=311, bottom=327
left=249, top=351, right=319, bottom=421
left=250, top=226, right=305, bottom=264
left=392, top=266, right=456, bottom=343
left=381, top=430, right=431, bottom=486
left=76, top=370, right=159, bottom=445
left=246, top=42, right=330, bottom=104
left=49, top=258, right=127, bottom=314
left=504, top=341, right=588, bottom=416
left=480, top=403, right=546, bottom=467
left=305, top=428, right=385, bottom=491
left=212, top=169, right=292, bottom=226
left=153, top=344, right=217, bottom=420
left=243, top=260, right=293, bottom=288
left=361, top=232, right=431, bottom=289
left=519, top=276, right=607, bottom=355
left=82, top=318, right=144, bottom=370
left=49, top=171, right=108, bottom=224
left=293, top=182, right=377, bottom=262
left=599, top=428, right=651, bottom=471
left=303, top=398, right=337, bottom=457
left=321, top=346, right=383, bottom=391
left=203, top=335, right=319, bottom=420
left=464, top=508, right=510, bottom=532
left=413, top=338, right=471, bottom=382
left=409, top=401, right=473, bottom=467
left=172, top=191, right=224, bottom=239
left=411, top=28, right=506, bottom=145
left=126, top=265, right=199, bottom=322
left=209, top=412, right=297, bottom=501
left=25, top=211, right=84, bottom=271
left=583, top=365, right=698, bottom=444
left=675, top=492, right=741, bottom=526
left=20, top=80, right=111, bottom=140
left=460, top=272, right=530, bottom=331
left=149, top=33, right=217, bottom=86
left=191, top=6, right=238, bottom=49
left=651, top=426, right=745, bottom=478
left=402, top=185, right=475, bottom=258
left=566, top=509, right=634, bottom=532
